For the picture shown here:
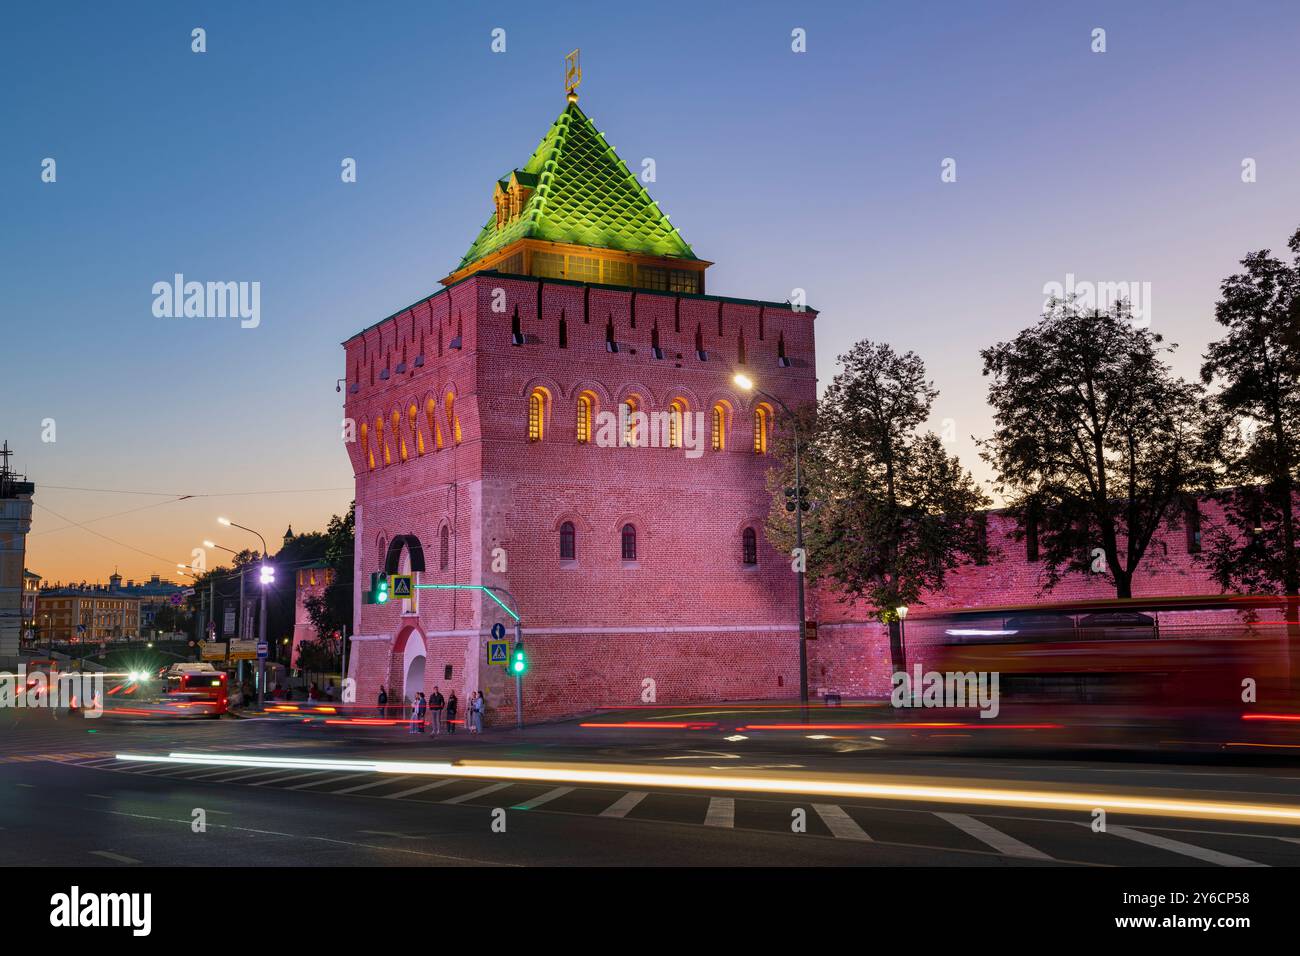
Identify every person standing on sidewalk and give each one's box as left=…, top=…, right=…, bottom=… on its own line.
left=377, top=685, right=388, bottom=718
left=408, top=692, right=426, bottom=734
left=428, top=686, right=444, bottom=735
left=446, top=691, right=458, bottom=734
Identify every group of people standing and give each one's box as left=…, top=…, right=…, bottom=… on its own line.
left=377, top=684, right=486, bottom=735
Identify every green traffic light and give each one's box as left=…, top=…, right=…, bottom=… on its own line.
left=511, top=646, right=527, bottom=674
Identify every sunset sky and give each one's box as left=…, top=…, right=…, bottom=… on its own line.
left=5, top=0, right=1300, bottom=583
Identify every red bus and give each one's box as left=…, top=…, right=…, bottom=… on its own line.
left=159, top=666, right=229, bottom=717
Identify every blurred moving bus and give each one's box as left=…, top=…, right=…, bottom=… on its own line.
left=156, top=663, right=229, bottom=717
left=918, top=595, right=1297, bottom=751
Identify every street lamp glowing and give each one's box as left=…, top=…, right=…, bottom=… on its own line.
left=203, top=540, right=216, bottom=548
left=896, top=606, right=909, bottom=621
left=217, top=517, right=232, bottom=527
left=733, top=373, right=754, bottom=391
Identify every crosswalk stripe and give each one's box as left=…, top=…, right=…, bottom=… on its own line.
left=170, top=765, right=255, bottom=781
left=129, top=763, right=184, bottom=775
left=935, top=812, right=1052, bottom=860
left=333, top=775, right=415, bottom=795
left=599, top=791, right=648, bottom=818
left=813, top=804, right=872, bottom=841
left=511, top=786, right=574, bottom=810
left=204, top=768, right=293, bottom=784
left=286, top=771, right=368, bottom=790
left=1106, top=826, right=1267, bottom=867
left=241, top=770, right=330, bottom=788
left=384, top=779, right=457, bottom=800
left=443, top=781, right=511, bottom=805
left=76, top=758, right=120, bottom=768
left=704, top=797, right=735, bottom=828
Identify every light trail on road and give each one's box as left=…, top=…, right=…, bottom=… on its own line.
left=115, top=751, right=1300, bottom=826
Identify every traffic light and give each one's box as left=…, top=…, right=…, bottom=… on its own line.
left=365, top=572, right=390, bottom=605
left=259, top=563, right=275, bottom=585
left=784, top=485, right=811, bottom=513
left=510, top=642, right=527, bottom=676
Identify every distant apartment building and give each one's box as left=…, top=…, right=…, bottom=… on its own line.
left=36, top=587, right=141, bottom=643
left=106, top=572, right=187, bottom=633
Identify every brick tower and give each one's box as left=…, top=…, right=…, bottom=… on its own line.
left=342, top=76, right=817, bottom=723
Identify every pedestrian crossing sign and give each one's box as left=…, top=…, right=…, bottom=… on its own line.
left=487, top=639, right=509, bottom=666
left=390, top=574, right=413, bottom=598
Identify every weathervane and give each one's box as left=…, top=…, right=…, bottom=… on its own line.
left=565, top=49, right=582, bottom=103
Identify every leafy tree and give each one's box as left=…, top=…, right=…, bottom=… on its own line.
left=981, top=299, right=1209, bottom=599
left=303, top=504, right=355, bottom=644
left=1200, top=228, right=1300, bottom=599
left=767, top=341, right=988, bottom=669
left=295, top=638, right=340, bottom=683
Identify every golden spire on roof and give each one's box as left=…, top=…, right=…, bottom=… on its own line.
left=565, top=49, right=582, bottom=103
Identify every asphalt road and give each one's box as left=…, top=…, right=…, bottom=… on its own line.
left=3, top=708, right=1300, bottom=867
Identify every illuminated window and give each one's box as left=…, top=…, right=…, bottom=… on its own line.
left=753, top=406, right=769, bottom=454
left=360, top=422, right=375, bottom=471
left=621, top=524, right=637, bottom=561
left=439, top=526, right=450, bottom=571
left=742, top=527, right=758, bottom=565
left=668, top=400, right=684, bottom=449
left=393, top=409, right=408, bottom=461
left=410, top=404, right=424, bottom=455
left=567, top=255, right=599, bottom=283
left=528, top=388, right=546, bottom=442
left=446, top=392, right=462, bottom=444
left=377, top=416, right=391, bottom=465
left=602, top=259, right=632, bottom=286
left=426, top=397, right=443, bottom=450
left=668, top=270, right=699, bottom=293
left=576, top=393, right=594, bottom=444
left=711, top=404, right=727, bottom=451
left=532, top=252, right=564, bottom=279
left=560, top=521, right=576, bottom=561
left=621, top=397, right=639, bottom=446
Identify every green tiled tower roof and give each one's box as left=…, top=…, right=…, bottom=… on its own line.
left=457, top=102, right=698, bottom=272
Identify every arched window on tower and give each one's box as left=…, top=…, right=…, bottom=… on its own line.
left=711, top=403, right=727, bottom=452
left=410, top=403, right=424, bottom=455
left=621, top=397, right=639, bottom=447
left=621, top=524, right=637, bottom=561
left=439, top=525, right=450, bottom=571
left=668, top=399, right=684, bottom=449
left=576, top=393, right=594, bottom=444
left=360, top=422, right=374, bottom=471
left=742, top=527, right=758, bottom=565
left=528, top=388, right=546, bottom=442
left=753, top=405, right=770, bottom=454
left=559, top=521, right=576, bottom=561
left=377, top=416, right=391, bottom=466
left=393, top=409, right=408, bottom=461
left=426, top=397, right=444, bottom=450
left=446, top=392, right=462, bottom=444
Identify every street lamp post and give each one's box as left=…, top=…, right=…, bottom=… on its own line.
left=734, top=373, right=809, bottom=708
left=218, top=518, right=271, bottom=710
left=896, top=605, right=909, bottom=669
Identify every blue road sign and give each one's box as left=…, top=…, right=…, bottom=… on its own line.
left=491, top=622, right=506, bottom=640
left=487, top=639, right=509, bottom=665
left=256, top=641, right=269, bottom=659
